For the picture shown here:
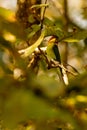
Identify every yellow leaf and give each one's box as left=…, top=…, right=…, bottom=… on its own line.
left=20, top=30, right=45, bottom=58
left=63, top=38, right=79, bottom=43
left=0, top=7, right=15, bottom=22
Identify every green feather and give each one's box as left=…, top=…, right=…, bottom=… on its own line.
left=46, top=38, right=64, bottom=83
left=46, top=39, right=61, bottom=63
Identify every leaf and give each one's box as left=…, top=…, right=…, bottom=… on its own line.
left=63, top=38, right=79, bottom=43
left=0, top=7, right=15, bottom=22
left=63, top=30, right=87, bottom=43
left=21, top=30, right=45, bottom=58
left=45, top=26, right=64, bottom=39
left=26, top=24, right=41, bottom=39
left=43, top=17, right=54, bottom=26
left=72, top=30, right=87, bottom=40
left=28, top=14, right=35, bottom=23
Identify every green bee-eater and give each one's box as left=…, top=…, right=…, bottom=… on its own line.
left=46, top=36, right=68, bottom=85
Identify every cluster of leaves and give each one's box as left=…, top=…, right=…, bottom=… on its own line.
left=0, top=0, right=87, bottom=130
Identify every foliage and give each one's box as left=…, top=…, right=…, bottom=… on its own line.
left=0, top=0, right=87, bottom=130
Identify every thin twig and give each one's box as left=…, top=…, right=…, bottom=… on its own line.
left=66, top=63, right=79, bottom=74
left=38, top=47, right=77, bottom=76
left=41, top=0, right=48, bottom=29
left=63, top=0, right=69, bottom=66
left=50, top=60, right=78, bottom=76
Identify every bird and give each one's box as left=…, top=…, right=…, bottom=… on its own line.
left=46, top=36, right=63, bottom=80
left=46, top=36, right=60, bottom=62
left=46, top=36, right=69, bottom=85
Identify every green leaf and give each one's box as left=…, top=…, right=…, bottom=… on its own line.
left=43, top=17, right=55, bottom=26
left=43, top=18, right=64, bottom=38
left=26, top=24, right=41, bottom=39
left=45, top=26, right=64, bottom=39
left=72, top=30, right=87, bottom=40
left=63, top=30, right=87, bottom=43
left=28, top=14, right=35, bottom=23
left=21, top=30, right=45, bottom=57
left=63, top=38, right=79, bottom=43
left=0, top=7, right=15, bottom=21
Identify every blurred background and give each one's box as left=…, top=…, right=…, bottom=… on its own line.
left=0, top=0, right=87, bottom=130
left=0, top=0, right=17, bottom=10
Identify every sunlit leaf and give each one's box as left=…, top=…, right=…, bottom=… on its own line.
left=63, top=38, right=79, bottom=43
left=21, top=30, right=45, bottom=57
left=0, top=7, right=15, bottom=22
left=3, top=31, right=16, bottom=42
